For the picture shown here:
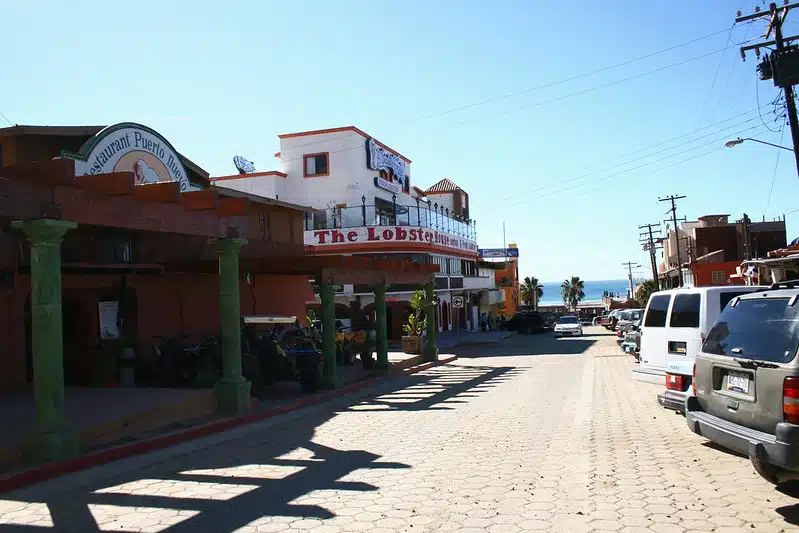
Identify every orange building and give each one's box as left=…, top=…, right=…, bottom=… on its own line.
left=490, top=243, right=520, bottom=317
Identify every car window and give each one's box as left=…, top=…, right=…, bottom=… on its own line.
left=644, top=294, right=671, bottom=327
left=559, top=317, right=578, bottom=324
left=702, top=298, right=799, bottom=363
left=719, top=291, right=751, bottom=312
left=669, top=294, right=701, bottom=328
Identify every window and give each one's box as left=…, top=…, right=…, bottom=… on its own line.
left=711, top=271, right=726, bottom=285
left=703, top=298, right=799, bottom=363
left=644, top=294, right=672, bottom=327
left=403, top=175, right=410, bottom=193
left=669, top=294, right=701, bottom=328
left=303, top=153, right=329, bottom=177
left=719, top=291, right=750, bottom=312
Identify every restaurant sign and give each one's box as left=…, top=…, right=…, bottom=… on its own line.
left=61, top=122, right=195, bottom=191
left=479, top=248, right=520, bottom=258
left=307, top=226, right=477, bottom=254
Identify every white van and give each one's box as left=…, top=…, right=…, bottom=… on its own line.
left=635, top=286, right=765, bottom=410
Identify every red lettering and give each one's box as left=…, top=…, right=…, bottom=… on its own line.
left=367, top=227, right=380, bottom=241
left=395, top=226, right=407, bottom=240
left=382, top=229, right=395, bottom=240
left=425, top=231, right=433, bottom=243
left=347, top=230, right=358, bottom=242
left=331, top=230, right=345, bottom=243
left=409, top=229, right=418, bottom=242
left=314, top=230, right=330, bottom=244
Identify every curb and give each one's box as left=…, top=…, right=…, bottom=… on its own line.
left=0, top=355, right=458, bottom=494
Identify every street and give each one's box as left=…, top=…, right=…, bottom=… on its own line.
left=3, top=327, right=799, bottom=532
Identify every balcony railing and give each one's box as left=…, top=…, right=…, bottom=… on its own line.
left=305, top=203, right=477, bottom=240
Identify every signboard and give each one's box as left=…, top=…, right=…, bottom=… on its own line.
left=98, top=301, right=120, bottom=340
left=366, top=137, right=406, bottom=187
left=374, top=176, right=401, bottom=195
left=61, top=122, right=195, bottom=191
left=233, top=155, right=257, bottom=175
left=307, top=226, right=478, bottom=254
left=452, top=295, right=465, bottom=308
left=478, top=248, right=520, bottom=259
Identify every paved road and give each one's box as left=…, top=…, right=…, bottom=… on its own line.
left=3, top=327, right=799, bottom=532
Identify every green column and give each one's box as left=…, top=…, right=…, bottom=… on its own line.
left=214, top=238, right=251, bottom=415
left=12, top=219, right=80, bottom=462
left=319, top=279, right=337, bottom=388
left=423, top=281, right=438, bottom=362
left=374, top=282, right=389, bottom=370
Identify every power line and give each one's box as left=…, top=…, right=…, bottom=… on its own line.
left=659, top=195, right=687, bottom=288
left=402, top=27, right=736, bottom=125
left=0, top=111, right=12, bottom=127
left=764, top=121, right=787, bottom=216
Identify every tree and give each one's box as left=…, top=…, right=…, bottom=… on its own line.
left=520, top=276, right=543, bottom=307
left=561, top=276, right=586, bottom=311
left=635, top=279, right=659, bottom=308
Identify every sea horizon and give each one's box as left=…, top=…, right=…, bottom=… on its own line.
left=536, top=278, right=644, bottom=305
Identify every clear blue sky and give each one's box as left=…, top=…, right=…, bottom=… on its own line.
left=3, top=0, right=797, bottom=282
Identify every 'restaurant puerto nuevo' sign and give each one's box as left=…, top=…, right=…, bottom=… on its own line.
left=61, top=122, right=194, bottom=191
left=307, top=226, right=477, bottom=254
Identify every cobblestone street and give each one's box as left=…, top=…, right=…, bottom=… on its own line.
left=3, top=327, right=799, bottom=532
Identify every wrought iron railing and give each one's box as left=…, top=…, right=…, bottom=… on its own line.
left=304, top=202, right=477, bottom=240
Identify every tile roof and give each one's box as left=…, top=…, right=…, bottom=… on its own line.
left=426, top=177, right=462, bottom=193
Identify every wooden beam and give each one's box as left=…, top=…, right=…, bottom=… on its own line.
left=73, top=171, right=135, bottom=196
left=216, top=197, right=249, bottom=217
left=133, top=181, right=181, bottom=204
left=181, top=190, right=217, bottom=211
left=0, top=158, right=76, bottom=186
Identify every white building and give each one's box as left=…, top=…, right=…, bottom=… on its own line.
left=214, top=126, right=493, bottom=337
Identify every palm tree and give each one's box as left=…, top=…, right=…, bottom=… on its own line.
left=520, top=276, right=543, bottom=307
left=561, top=276, right=586, bottom=311
left=635, top=279, right=659, bottom=308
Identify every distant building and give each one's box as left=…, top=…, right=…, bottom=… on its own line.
left=658, top=214, right=786, bottom=288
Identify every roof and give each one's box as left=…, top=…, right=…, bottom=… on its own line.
left=0, top=125, right=105, bottom=137
left=211, top=184, right=316, bottom=213
left=212, top=171, right=287, bottom=182
left=426, top=177, right=463, bottom=194
left=277, top=126, right=411, bottom=163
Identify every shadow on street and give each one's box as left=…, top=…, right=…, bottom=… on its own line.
left=0, top=362, right=515, bottom=532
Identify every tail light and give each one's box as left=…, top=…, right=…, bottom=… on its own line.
left=692, top=364, right=697, bottom=396
left=666, top=373, right=688, bottom=392
left=784, top=377, right=799, bottom=424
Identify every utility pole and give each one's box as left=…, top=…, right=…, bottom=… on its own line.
left=737, top=2, right=799, bottom=178
left=639, top=223, right=663, bottom=290
left=621, top=261, right=641, bottom=301
left=659, top=195, right=687, bottom=287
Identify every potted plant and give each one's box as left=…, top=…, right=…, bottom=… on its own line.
left=401, top=289, right=429, bottom=354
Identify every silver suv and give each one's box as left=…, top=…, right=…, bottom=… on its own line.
left=686, top=283, right=799, bottom=485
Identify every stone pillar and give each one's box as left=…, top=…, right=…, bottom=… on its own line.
left=374, top=282, right=389, bottom=370
left=423, top=281, right=438, bottom=362
left=214, top=238, right=251, bottom=416
left=12, top=219, right=79, bottom=462
left=319, top=278, right=337, bottom=388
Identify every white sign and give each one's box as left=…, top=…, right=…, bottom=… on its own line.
left=62, top=122, right=194, bottom=191
left=366, top=138, right=406, bottom=186
left=98, top=301, right=120, bottom=340
left=233, top=155, right=257, bottom=175
left=374, top=176, right=401, bottom=194
left=306, top=225, right=477, bottom=254
left=452, top=295, right=465, bottom=308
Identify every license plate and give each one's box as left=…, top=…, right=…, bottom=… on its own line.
left=727, top=371, right=750, bottom=394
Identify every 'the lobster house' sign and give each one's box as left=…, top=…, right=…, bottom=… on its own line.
left=307, top=226, right=477, bottom=253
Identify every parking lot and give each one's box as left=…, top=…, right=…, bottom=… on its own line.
left=2, top=326, right=799, bottom=532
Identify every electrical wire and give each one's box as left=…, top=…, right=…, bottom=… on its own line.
left=764, top=121, right=787, bottom=217
left=402, top=27, right=735, bottom=125
left=756, top=69, right=783, bottom=132
left=0, top=111, right=12, bottom=126
left=694, top=25, right=736, bottom=129
left=448, top=46, right=735, bottom=129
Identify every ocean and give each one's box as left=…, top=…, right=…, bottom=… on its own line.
left=537, top=279, right=635, bottom=305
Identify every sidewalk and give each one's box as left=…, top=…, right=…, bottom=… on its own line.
left=388, top=329, right=513, bottom=353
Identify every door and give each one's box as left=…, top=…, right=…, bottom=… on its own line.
left=441, top=301, right=450, bottom=331
left=640, top=293, right=673, bottom=373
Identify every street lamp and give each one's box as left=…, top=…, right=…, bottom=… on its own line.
left=724, top=137, right=794, bottom=151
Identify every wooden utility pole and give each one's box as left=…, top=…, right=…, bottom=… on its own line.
left=621, top=261, right=641, bottom=300
left=659, top=195, right=687, bottom=287
left=737, top=2, right=799, bottom=177
left=639, top=223, right=662, bottom=290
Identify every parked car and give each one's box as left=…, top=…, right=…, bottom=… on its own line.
left=506, top=311, right=546, bottom=334
left=637, top=286, right=765, bottom=412
left=621, top=321, right=642, bottom=360
left=686, top=283, right=799, bottom=486
left=539, top=311, right=557, bottom=331
left=617, top=309, right=643, bottom=333
left=601, top=309, right=622, bottom=330
left=554, top=315, right=583, bottom=337
left=581, top=317, right=593, bottom=326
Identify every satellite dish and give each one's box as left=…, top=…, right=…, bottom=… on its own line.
left=233, top=155, right=257, bottom=175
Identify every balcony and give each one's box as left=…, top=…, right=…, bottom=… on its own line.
left=305, top=203, right=477, bottom=240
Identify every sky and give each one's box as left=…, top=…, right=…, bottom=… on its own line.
left=2, top=0, right=798, bottom=282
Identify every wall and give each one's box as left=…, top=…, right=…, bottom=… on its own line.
left=689, top=261, right=745, bottom=287
left=213, top=174, right=287, bottom=201
left=694, top=225, right=739, bottom=261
